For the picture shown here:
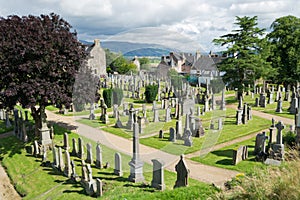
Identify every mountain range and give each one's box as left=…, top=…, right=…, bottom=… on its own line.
left=80, top=40, right=178, bottom=57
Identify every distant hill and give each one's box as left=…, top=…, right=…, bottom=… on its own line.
left=80, top=40, right=177, bottom=57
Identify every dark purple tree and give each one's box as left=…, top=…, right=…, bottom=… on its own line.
left=0, top=13, right=93, bottom=136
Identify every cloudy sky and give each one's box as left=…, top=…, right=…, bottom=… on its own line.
left=0, top=0, right=299, bottom=52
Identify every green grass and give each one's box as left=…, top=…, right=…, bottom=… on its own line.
left=0, top=121, right=13, bottom=134
left=190, top=138, right=267, bottom=174
left=139, top=108, right=270, bottom=155
left=0, top=125, right=217, bottom=199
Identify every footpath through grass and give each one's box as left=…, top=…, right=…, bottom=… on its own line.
left=0, top=125, right=218, bottom=199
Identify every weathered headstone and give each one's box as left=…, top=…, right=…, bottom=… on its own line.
left=151, top=159, right=165, bottom=191
left=71, top=138, right=78, bottom=156
left=176, top=120, right=182, bottom=139
left=165, top=106, right=171, bottom=122
left=58, top=147, right=65, bottom=172
left=183, top=130, right=193, bottom=147
left=236, top=110, right=242, bottom=125
left=64, top=151, right=72, bottom=177
left=96, top=178, right=103, bottom=197
left=242, top=103, right=248, bottom=124
left=52, top=146, right=59, bottom=168
left=159, top=130, right=164, bottom=139
left=78, top=138, right=84, bottom=159
left=169, top=127, right=176, bottom=142
left=86, top=143, right=93, bottom=164
left=254, top=132, right=268, bottom=155
left=153, top=108, right=159, bottom=123
left=232, top=146, right=248, bottom=165
left=95, top=144, right=102, bottom=169
left=174, top=155, right=189, bottom=188
left=276, top=97, right=283, bottom=113
left=63, top=132, right=69, bottom=150
left=114, top=152, right=123, bottom=176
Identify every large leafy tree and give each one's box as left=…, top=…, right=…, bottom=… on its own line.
left=267, top=15, right=300, bottom=87
left=0, top=13, right=87, bottom=135
left=213, top=16, right=273, bottom=99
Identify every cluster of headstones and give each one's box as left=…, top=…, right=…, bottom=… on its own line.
left=12, top=109, right=33, bottom=143
left=0, top=108, right=12, bottom=128
left=236, top=98, right=253, bottom=125
left=254, top=120, right=286, bottom=165
left=252, top=85, right=300, bottom=115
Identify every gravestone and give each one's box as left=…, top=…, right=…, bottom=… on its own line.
left=183, top=130, right=193, bottom=147
left=259, top=93, right=266, bottom=107
left=174, top=155, right=189, bottom=188
left=151, top=159, right=165, bottom=191
left=255, top=97, right=259, bottom=107
left=95, top=144, right=102, bottom=169
left=236, top=110, right=242, bottom=125
left=34, top=140, right=39, bottom=157
left=64, top=151, right=72, bottom=177
left=276, top=97, right=283, bottom=113
left=194, top=118, right=205, bottom=137
left=123, top=102, right=129, bottom=116
left=78, top=138, right=84, bottom=159
left=96, top=178, right=103, bottom=197
left=52, top=146, right=59, bottom=168
left=169, top=127, right=176, bottom=142
left=275, top=121, right=285, bottom=145
left=128, top=122, right=145, bottom=183
left=63, top=132, right=69, bottom=150
left=126, top=105, right=135, bottom=130
left=113, top=104, right=119, bottom=118
left=71, top=160, right=78, bottom=181
left=86, top=143, right=93, bottom=164
left=181, top=98, right=195, bottom=115
left=242, top=104, right=248, bottom=124
left=58, top=147, right=65, bottom=172
left=153, top=109, right=159, bottom=123
left=269, top=121, right=277, bottom=144
left=115, top=111, right=123, bottom=128
left=89, top=103, right=95, bottom=120
left=39, top=116, right=52, bottom=149
left=218, top=118, right=223, bottom=130
left=71, top=138, right=77, bottom=156
left=289, top=97, right=298, bottom=114
left=114, top=152, right=123, bottom=176
left=247, top=106, right=252, bottom=120
left=238, top=97, right=243, bottom=110
left=176, top=120, right=182, bottom=139
left=165, top=106, right=171, bottom=122
left=254, top=132, right=268, bottom=155
left=159, top=130, right=164, bottom=139
left=232, top=146, right=248, bottom=165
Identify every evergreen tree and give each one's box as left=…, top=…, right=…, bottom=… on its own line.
left=214, top=16, right=273, bottom=99
left=267, top=15, right=300, bottom=87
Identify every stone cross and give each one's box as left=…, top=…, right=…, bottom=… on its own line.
left=275, top=121, right=285, bottom=144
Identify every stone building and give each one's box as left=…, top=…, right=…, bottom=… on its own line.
left=86, top=39, right=107, bottom=77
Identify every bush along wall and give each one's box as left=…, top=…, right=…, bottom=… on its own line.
left=145, top=84, right=158, bottom=103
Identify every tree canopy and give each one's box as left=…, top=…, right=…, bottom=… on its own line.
left=213, top=16, right=273, bottom=98
left=267, top=15, right=300, bottom=87
left=0, top=13, right=89, bottom=134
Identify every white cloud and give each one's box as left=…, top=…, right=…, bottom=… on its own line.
left=0, top=0, right=299, bottom=52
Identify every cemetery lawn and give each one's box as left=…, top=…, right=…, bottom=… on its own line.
left=190, top=138, right=267, bottom=174
left=139, top=108, right=270, bottom=155
left=226, top=93, right=294, bottom=120
left=0, top=125, right=218, bottom=199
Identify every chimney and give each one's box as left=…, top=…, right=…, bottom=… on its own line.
left=195, top=50, right=201, bottom=60
left=94, top=39, right=100, bottom=47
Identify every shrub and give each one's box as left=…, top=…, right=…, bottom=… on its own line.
left=103, top=88, right=113, bottom=108
left=112, top=88, right=123, bottom=106
left=145, top=84, right=158, bottom=103
left=103, top=88, right=123, bottom=108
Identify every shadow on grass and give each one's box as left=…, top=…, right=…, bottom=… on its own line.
left=211, top=149, right=233, bottom=158
left=216, top=158, right=233, bottom=165
left=124, top=183, right=156, bottom=192
left=49, top=121, right=77, bottom=134
left=0, top=136, right=26, bottom=158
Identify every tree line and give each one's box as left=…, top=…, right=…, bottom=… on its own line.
left=214, top=15, right=300, bottom=98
